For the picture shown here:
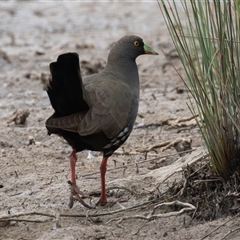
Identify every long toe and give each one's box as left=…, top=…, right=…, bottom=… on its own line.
left=68, top=180, right=90, bottom=198
left=96, top=197, right=127, bottom=207
left=68, top=181, right=95, bottom=209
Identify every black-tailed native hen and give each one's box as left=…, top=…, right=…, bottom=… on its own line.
left=46, top=35, right=158, bottom=208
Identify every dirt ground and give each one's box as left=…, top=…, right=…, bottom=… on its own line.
left=1, top=2, right=240, bottom=240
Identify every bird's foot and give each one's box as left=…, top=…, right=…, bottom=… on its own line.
left=68, top=181, right=95, bottom=209
left=96, top=197, right=127, bottom=207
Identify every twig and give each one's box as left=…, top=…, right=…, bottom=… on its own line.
left=138, top=140, right=173, bottom=152
left=116, top=219, right=126, bottom=229
left=200, top=213, right=240, bottom=240
left=151, top=200, right=195, bottom=215
left=221, top=226, right=240, bottom=240
left=0, top=211, right=55, bottom=220
left=88, top=185, right=136, bottom=196
left=109, top=200, right=196, bottom=224
left=63, top=199, right=160, bottom=219
left=134, top=115, right=198, bottom=129
left=54, top=210, right=61, bottom=229
left=132, top=222, right=147, bottom=235
left=0, top=218, right=50, bottom=223
left=193, top=178, right=222, bottom=184
left=189, top=162, right=209, bottom=177
left=138, top=137, right=192, bottom=154
left=0, top=199, right=159, bottom=222
left=226, top=192, right=240, bottom=198
left=179, top=176, right=188, bottom=196
left=186, top=201, right=198, bottom=227
left=114, top=150, right=145, bottom=156
left=134, top=122, right=165, bottom=129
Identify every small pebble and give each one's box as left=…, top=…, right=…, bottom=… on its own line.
left=2, top=83, right=8, bottom=88
left=1, top=149, right=6, bottom=156
left=35, top=141, right=41, bottom=146
left=25, top=71, right=41, bottom=80
left=7, top=93, right=13, bottom=98
left=28, top=135, right=35, bottom=145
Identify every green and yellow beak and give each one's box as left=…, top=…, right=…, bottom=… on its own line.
left=144, top=43, right=159, bottom=55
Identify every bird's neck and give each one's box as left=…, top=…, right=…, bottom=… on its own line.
left=104, top=56, right=139, bottom=85
left=104, top=55, right=140, bottom=129
left=104, top=58, right=140, bottom=116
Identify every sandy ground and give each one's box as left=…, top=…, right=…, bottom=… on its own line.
left=1, top=2, right=240, bottom=240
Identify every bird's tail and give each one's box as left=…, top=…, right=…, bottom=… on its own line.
left=47, top=52, right=89, bottom=117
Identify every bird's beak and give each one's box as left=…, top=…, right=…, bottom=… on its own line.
left=144, top=43, right=159, bottom=55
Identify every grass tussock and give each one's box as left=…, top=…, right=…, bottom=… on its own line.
left=159, top=0, right=240, bottom=179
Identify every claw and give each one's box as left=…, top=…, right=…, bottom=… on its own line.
left=68, top=181, right=95, bottom=209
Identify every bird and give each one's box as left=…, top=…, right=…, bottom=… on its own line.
left=45, top=35, right=158, bottom=208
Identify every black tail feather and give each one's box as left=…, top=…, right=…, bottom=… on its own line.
left=47, top=52, right=89, bottom=117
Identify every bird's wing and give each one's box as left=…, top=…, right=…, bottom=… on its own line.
left=45, top=111, right=87, bottom=133
left=79, top=76, right=133, bottom=139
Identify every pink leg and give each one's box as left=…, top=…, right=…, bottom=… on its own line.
left=98, top=157, right=108, bottom=205
left=68, top=149, right=94, bottom=209
left=69, top=149, right=77, bottom=184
